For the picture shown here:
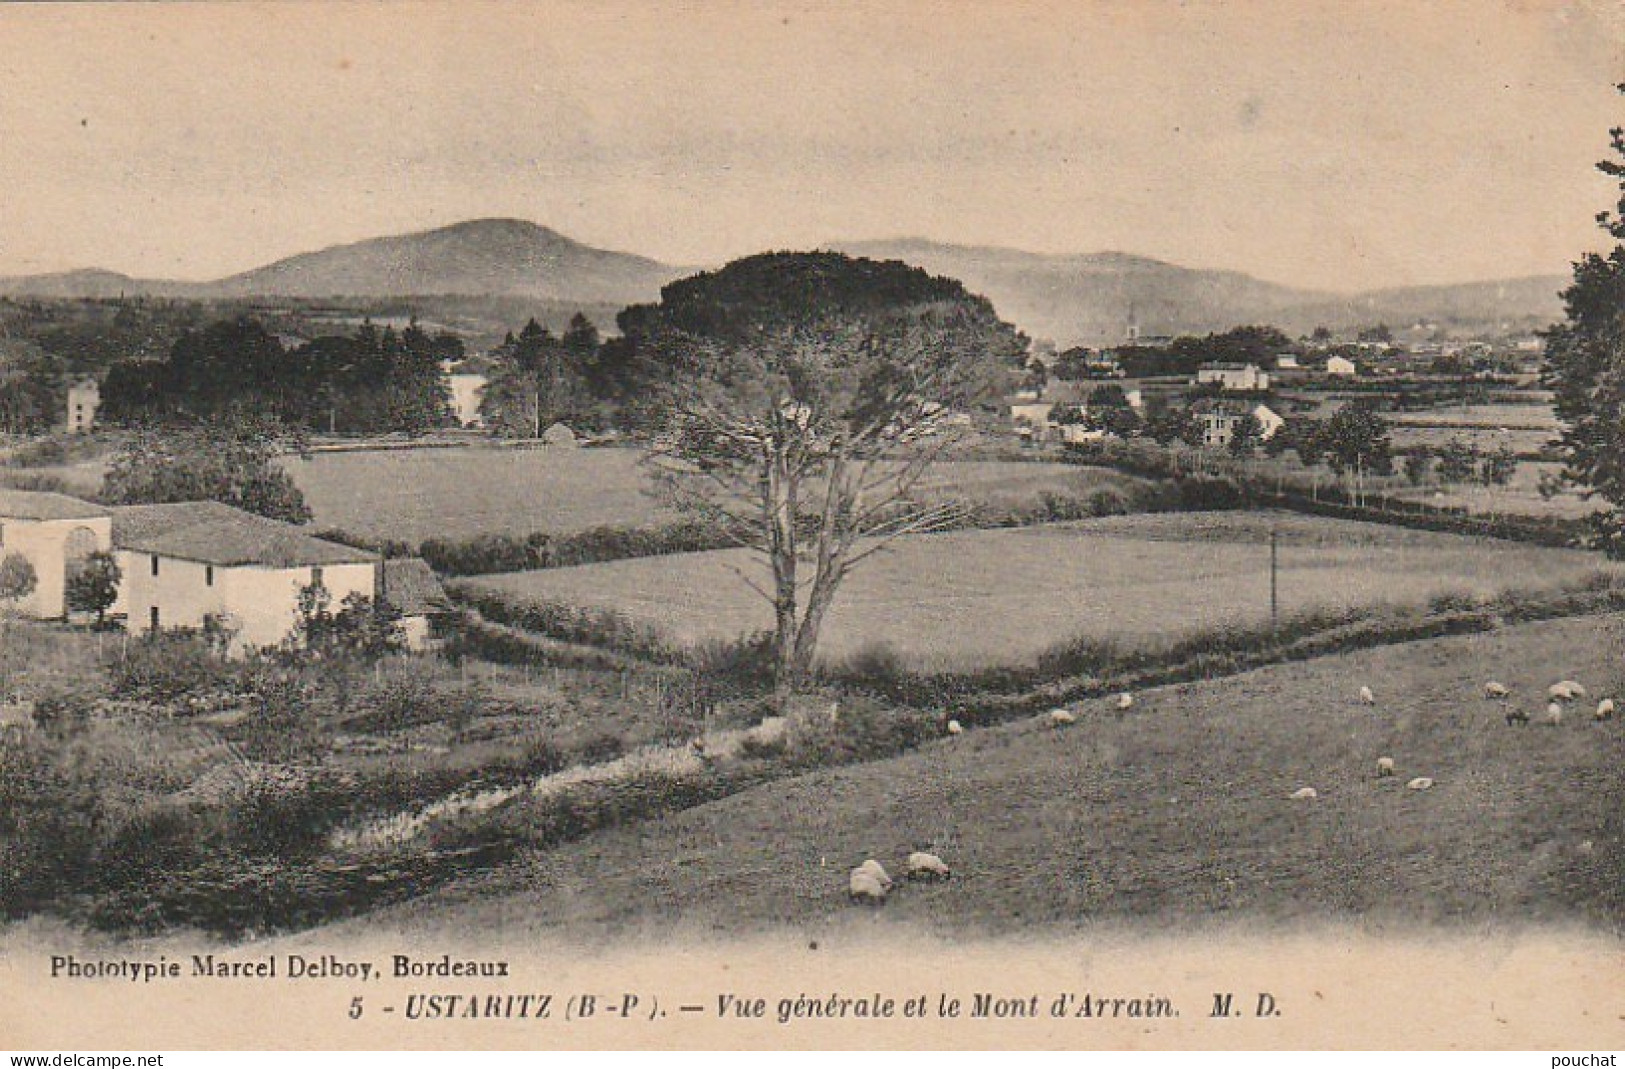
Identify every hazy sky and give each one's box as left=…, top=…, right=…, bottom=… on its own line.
left=1, top=1, right=1621, bottom=292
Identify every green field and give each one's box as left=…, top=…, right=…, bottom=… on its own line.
left=281, top=445, right=1144, bottom=543
left=467, top=510, right=1620, bottom=672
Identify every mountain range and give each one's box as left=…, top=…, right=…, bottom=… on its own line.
left=0, top=219, right=1568, bottom=345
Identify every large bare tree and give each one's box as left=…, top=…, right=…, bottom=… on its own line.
left=630, top=252, right=1027, bottom=705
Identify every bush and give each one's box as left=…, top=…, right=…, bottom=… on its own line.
left=110, top=630, right=233, bottom=703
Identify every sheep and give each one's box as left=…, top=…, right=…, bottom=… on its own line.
left=905, top=851, right=951, bottom=881
left=1545, top=701, right=1564, bottom=726
left=1359, top=686, right=1375, bottom=706
left=854, top=858, right=893, bottom=890
left=1483, top=681, right=1510, bottom=699
left=1048, top=708, right=1077, bottom=728
left=1506, top=705, right=1530, bottom=726
left=946, top=719, right=964, bottom=736
left=1549, top=680, right=1588, bottom=702
left=1595, top=699, right=1615, bottom=722
left=1115, top=692, right=1135, bottom=712
left=1406, top=777, right=1434, bottom=791
left=848, top=869, right=890, bottom=904
left=1289, top=786, right=1318, bottom=800
left=1376, top=756, right=1396, bottom=778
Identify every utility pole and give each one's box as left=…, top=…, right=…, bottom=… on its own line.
left=1269, top=525, right=1279, bottom=630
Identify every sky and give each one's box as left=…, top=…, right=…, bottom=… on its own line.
left=1, top=0, right=1622, bottom=293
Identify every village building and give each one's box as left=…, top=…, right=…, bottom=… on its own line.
left=1196, top=362, right=1271, bottom=391
left=378, top=557, right=452, bottom=652
left=66, top=380, right=100, bottom=433
left=441, top=362, right=488, bottom=428
left=0, top=490, right=113, bottom=618
left=1191, top=400, right=1285, bottom=449
left=108, top=501, right=378, bottom=654
left=1325, top=355, right=1359, bottom=377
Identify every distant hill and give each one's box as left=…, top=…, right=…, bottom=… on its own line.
left=203, top=218, right=682, bottom=303
left=826, top=238, right=1567, bottom=345
left=0, top=224, right=1570, bottom=344
left=0, top=219, right=684, bottom=307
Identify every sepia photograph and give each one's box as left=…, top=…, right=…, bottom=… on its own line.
left=1, top=0, right=1623, bottom=1053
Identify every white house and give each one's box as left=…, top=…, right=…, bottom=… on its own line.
left=446, top=372, right=488, bottom=428
left=1196, top=362, right=1271, bottom=391
left=1191, top=400, right=1285, bottom=449
left=0, top=490, right=113, bottom=618
left=1274, top=354, right=1301, bottom=370
left=109, top=501, right=378, bottom=654
left=1325, top=355, right=1359, bottom=377
left=66, top=380, right=100, bottom=433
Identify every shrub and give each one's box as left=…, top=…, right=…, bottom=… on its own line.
left=110, top=630, right=232, bottom=703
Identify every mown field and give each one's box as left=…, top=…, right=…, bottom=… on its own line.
left=466, top=511, right=1621, bottom=672
left=365, top=612, right=1625, bottom=939
left=281, top=446, right=1145, bottom=543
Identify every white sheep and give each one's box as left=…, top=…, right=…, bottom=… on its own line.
left=1549, top=680, right=1588, bottom=702
left=1483, top=681, right=1509, bottom=699
left=854, top=858, right=893, bottom=890
left=1359, top=686, right=1375, bottom=706
left=1048, top=708, right=1076, bottom=728
left=1115, top=692, right=1135, bottom=711
left=1594, top=699, right=1615, bottom=722
left=848, top=869, right=889, bottom=904
left=1545, top=701, right=1564, bottom=726
left=1376, top=756, right=1396, bottom=778
left=1406, top=777, right=1434, bottom=791
left=905, top=851, right=951, bottom=880
left=1289, top=786, right=1318, bottom=800
left=946, top=719, right=964, bottom=736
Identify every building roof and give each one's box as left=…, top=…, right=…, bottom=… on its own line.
left=1198, top=362, right=1258, bottom=372
left=0, top=489, right=110, bottom=522
left=379, top=558, right=451, bottom=616
left=110, top=501, right=375, bottom=568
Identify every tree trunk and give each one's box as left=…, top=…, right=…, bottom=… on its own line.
left=765, top=432, right=801, bottom=713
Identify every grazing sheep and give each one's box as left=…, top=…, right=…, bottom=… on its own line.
left=854, top=858, right=893, bottom=890
left=1549, top=680, right=1587, bottom=702
left=1483, top=681, right=1509, bottom=699
left=1545, top=701, right=1564, bottom=726
left=1376, top=756, right=1396, bottom=777
left=1115, top=692, right=1135, bottom=711
left=1289, top=787, right=1318, bottom=800
left=1506, top=705, right=1530, bottom=725
left=848, top=869, right=889, bottom=904
left=1048, top=708, right=1077, bottom=728
left=1359, top=686, right=1375, bottom=706
left=946, top=719, right=964, bottom=736
left=905, top=851, right=951, bottom=880
left=1595, top=699, right=1615, bottom=722
left=1406, top=777, right=1434, bottom=791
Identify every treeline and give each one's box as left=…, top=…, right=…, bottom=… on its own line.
left=100, top=317, right=457, bottom=432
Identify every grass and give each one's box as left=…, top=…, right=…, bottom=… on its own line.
left=365, top=612, right=1625, bottom=939
left=464, top=511, right=1622, bottom=672
left=281, top=444, right=1144, bottom=544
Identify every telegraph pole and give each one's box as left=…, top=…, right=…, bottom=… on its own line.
left=1269, top=525, right=1279, bottom=630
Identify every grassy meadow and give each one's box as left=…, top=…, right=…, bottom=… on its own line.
left=465, top=510, right=1621, bottom=672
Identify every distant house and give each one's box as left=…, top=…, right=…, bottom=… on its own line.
left=377, top=557, right=452, bottom=652
left=0, top=490, right=113, bottom=618
left=66, top=380, right=100, bottom=433
left=1006, top=381, right=1088, bottom=441
left=1274, top=354, right=1300, bottom=370
left=443, top=366, right=488, bottom=428
left=109, top=501, right=377, bottom=654
left=1196, top=362, right=1271, bottom=391
left=1325, top=355, right=1359, bottom=377
left=1191, top=400, right=1284, bottom=449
